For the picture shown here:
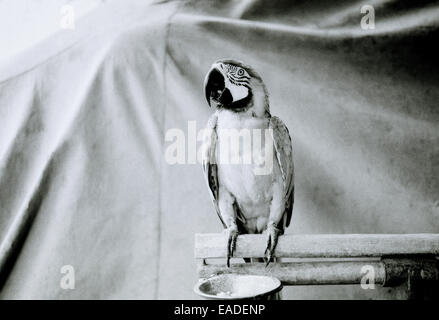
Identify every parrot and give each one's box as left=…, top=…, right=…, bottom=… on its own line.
left=202, top=59, right=294, bottom=267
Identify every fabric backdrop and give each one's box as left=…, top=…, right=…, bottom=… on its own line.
left=0, top=0, right=438, bottom=299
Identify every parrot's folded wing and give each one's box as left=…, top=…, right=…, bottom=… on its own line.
left=202, top=113, right=226, bottom=228
left=269, top=116, right=295, bottom=228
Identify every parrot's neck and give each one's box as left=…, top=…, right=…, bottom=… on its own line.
left=249, top=79, right=270, bottom=118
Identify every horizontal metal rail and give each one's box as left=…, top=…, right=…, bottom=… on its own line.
left=195, top=233, right=439, bottom=290
left=198, top=259, right=439, bottom=286
left=195, top=233, right=439, bottom=259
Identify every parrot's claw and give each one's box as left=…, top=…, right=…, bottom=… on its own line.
left=264, top=223, right=281, bottom=267
left=225, top=226, right=238, bottom=268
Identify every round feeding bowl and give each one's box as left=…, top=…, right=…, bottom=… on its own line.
left=194, top=274, right=282, bottom=300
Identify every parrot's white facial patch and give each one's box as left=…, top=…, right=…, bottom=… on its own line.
left=226, top=80, right=249, bottom=102
left=215, top=63, right=251, bottom=102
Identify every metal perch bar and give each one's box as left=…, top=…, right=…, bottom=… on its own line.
left=195, top=233, right=439, bottom=288
left=195, top=233, right=439, bottom=259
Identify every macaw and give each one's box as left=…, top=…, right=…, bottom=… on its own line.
left=202, top=59, right=294, bottom=267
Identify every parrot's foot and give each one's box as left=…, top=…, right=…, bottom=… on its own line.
left=264, top=222, right=281, bottom=267
left=224, top=225, right=238, bottom=268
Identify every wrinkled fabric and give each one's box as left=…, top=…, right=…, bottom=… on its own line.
left=0, top=0, right=438, bottom=299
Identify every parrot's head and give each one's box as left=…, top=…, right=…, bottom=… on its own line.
left=204, top=59, right=269, bottom=116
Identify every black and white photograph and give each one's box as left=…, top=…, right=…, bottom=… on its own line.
left=0, top=0, right=438, bottom=307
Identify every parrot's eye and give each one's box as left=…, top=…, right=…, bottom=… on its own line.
left=237, top=69, right=244, bottom=76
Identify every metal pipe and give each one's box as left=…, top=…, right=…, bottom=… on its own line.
left=198, top=259, right=438, bottom=286
left=195, top=233, right=439, bottom=288
left=198, top=261, right=385, bottom=285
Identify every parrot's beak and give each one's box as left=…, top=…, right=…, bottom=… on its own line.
left=204, top=65, right=249, bottom=108
left=204, top=67, right=230, bottom=107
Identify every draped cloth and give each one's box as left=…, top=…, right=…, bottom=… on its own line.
left=0, top=0, right=438, bottom=299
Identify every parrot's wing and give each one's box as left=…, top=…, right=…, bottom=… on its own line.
left=202, top=113, right=226, bottom=228
left=269, top=116, right=295, bottom=228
